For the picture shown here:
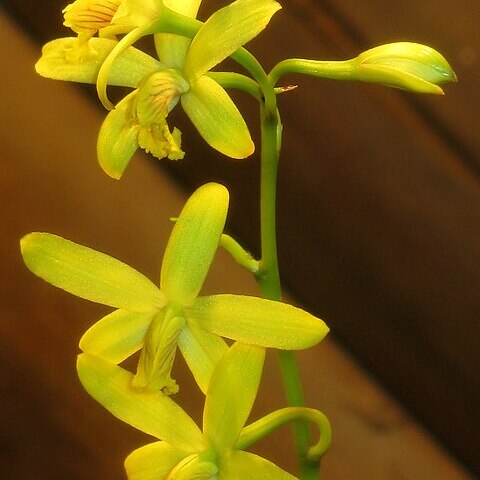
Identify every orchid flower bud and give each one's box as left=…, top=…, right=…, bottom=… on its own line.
left=353, top=42, right=457, bottom=94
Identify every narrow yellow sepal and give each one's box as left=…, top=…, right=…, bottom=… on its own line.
left=160, top=183, right=229, bottom=305
left=183, top=0, right=282, bottom=81
left=35, top=37, right=162, bottom=86
left=181, top=76, right=254, bottom=159
left=77, top=353, right=205, bottom=451
left=20, top=232, right=165, bottom=311
left=188, top=294, right=329, bottom=350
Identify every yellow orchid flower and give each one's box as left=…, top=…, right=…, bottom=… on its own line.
left=77, top=343, right=330, bottom=480
left=35, top=0, right=282, bottom=178
left=21, top=183, right=329, bottom=395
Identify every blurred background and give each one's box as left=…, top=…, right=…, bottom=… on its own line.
left=1, top=0, right=479, bottom=478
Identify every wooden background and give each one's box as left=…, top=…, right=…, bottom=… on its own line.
left=1, top=0, right=479, bottom=478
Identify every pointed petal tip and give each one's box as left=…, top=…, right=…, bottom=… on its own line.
left=99, top=161, right=123, bottom=180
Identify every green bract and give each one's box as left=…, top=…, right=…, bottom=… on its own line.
left=21, top=183, right=329, bottom=395
left=77, top=343, right=299, bottom=480
left=35, top=0, right=282, bottom=178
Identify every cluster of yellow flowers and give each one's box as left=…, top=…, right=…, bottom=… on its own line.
left=22, top=182, right=330, bottom=479
left=36, top=0, right=282, bottom=179
left=24, top=0, right=456, bottom=478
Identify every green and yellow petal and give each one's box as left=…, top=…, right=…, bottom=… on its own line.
left=79, top=309, right=156, bottom=363
left=178, top=321, right=229, bottom=395
left=181, top=76, right=254, bottom=159
left=160, top=183, right=229, bottom=305
left=203, top=343, right=265, bottom=451
left=187, top=294, right=329, bottom=350
left=97, top=90, right=141, bottom=179
left=21, top=233, right=165, bottom=311
left=183, top=0, right=281, bottom=81
left=36, top=37, right=162, bottom=86
left=111, top=0, right=160, bottom=27
left=154, top=0, right=203, bottom=69
left=219, top=450, right=298, bottom=480
left=77, top=353, right=205, bottom=451
left=125, top=441, right=188, bottom=480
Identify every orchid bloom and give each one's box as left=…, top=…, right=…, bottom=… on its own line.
left=77, top=343, right=305, bottom=480
left=21, top=183, right=329, bottom=395
left=35, top=0, right=282, bottom=178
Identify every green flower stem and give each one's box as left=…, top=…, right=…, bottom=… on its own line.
left=236, top=406, right=332, bottom=461
left=257, top=102, right=281, bottom=300
left=150, top=5, right=202, bottom=39
left=206, top=72, right=261, bottom=100
left=230, top=49, right=277, bottom=114
left=219, top=234, right=260, bottom=274
left=269, top=58, right=355, bottom=87
left=257, top=90, right=320, bottom=480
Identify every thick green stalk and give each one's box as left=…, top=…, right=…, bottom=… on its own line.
left=257, top=95, right=320, bottom=480
left=258, top=104, right=281, bottom=300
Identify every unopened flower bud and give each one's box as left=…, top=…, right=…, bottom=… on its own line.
left=353, top=42, right=457, bottom=94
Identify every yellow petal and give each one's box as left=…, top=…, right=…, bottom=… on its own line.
left=178, top=321, right=228, bottom=395
left=219, top=450, right=298, bottom=480
left=79, top=309, right=155, bottom=363
left=77, top=354, right=205, bottom=451
left=184, top=0, right=281, bottom=80
left=203, top=343, right=265, bottom=451
left=125, top=441, right=187, bottom=480
left=155, top=0, right=202, bottom=68
left=188, top=294, right=329, bottom=350
left=160, top=183, right=229, bottom=305
left=181, top=77, right=254, bottom=159
left=36, top=37, right=162, bottom=85
left=21, top=233, right=165, bottom=311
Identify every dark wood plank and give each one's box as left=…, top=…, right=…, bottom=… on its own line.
left=277, top=1, right=480, bottom=472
